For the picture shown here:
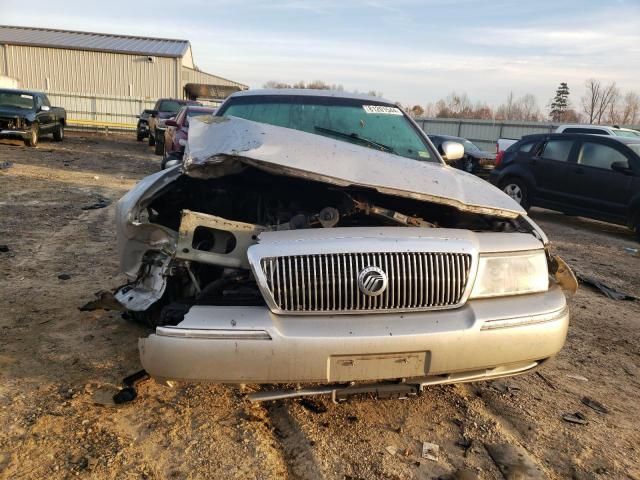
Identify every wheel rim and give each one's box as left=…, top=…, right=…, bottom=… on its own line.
left=31, top=129, right=37, bottom=144
left=503, top=183, right=523, bottom=203
left=60, top=127, right=64, bottom=139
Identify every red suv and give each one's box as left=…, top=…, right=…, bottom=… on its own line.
left=162, top=106, right=216, bottom=168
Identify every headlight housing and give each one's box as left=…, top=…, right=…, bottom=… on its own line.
left=470, top=250, right=548, bottom=298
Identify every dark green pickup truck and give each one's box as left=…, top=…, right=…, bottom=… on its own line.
left=0, top=89, right=66, bottom=147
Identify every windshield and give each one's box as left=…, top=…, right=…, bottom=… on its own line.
left=614, top=129, right=640, bottom=138
left=159, top=100, right=188, bottom=113
left=0, top=92, right=35, bottom=110
left=627, top=144, right=640, bottom=156
left=185, top=109, right=215, bottom=127
left=218, top=95, right=435, bottom=162
left=462, top=140, right=480, bottom=152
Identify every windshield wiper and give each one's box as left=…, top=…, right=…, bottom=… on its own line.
left=314, top=126, right=395, bottom=154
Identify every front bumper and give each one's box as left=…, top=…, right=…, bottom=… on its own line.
left=0, top=129, right=29, bottom=140
left=139, top=285, right=569, bottom=384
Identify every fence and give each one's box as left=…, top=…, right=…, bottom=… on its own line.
left=44, top=91, right=224, bottom=132
left=414, top=117, right=561, bottom=152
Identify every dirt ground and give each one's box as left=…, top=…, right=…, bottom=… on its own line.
left=1, top=132, right=639, bottom=480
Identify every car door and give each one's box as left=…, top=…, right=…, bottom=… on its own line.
left=35, top=95, right=53, bottom=131
left=564, top=140, right=634, bottom=221
left=528, top=137, right=576, bottom=205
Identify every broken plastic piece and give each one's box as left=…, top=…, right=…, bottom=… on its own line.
left=562, top=412, right=588, bottom=425
left=421, top=442, right=439, bottom=461
left=112, top=369, right=149, bottom=404
left=576, top=272, right=639, bottom=301
left=581, top=396, right=608, bottom=414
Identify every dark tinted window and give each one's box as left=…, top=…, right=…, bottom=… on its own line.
left=519, top=141, right=536, bottom=153
left=577, top=142, right=628, bottom=170
left=539, top=139, right=573, bottom=162
left=563, top=127, right=608, bottom=134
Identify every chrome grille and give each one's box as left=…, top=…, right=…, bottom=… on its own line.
left=260, top=252, right=472, bottom=313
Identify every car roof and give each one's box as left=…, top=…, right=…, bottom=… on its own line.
left=521, top=132, right=640, bottom=145
left=184, top=106, right=215, bottom=112
left=558, top=124, right=639, bottom=133
left=0, top=88, right=41, bottom=96
left=228, top=88, right=393, bottom=104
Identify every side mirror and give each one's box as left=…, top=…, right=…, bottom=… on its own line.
left=40, top=105, right=50, bottom=112
left=439, top=141, right=465, bottom=162
left=165, top=119, right=178, bottom=127
left=611, top=161, right=632, bottom=175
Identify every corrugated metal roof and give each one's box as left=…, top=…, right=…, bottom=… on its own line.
left=0, top=25, right=190, bottom=57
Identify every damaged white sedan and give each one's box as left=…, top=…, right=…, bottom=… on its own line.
left=115, top=90, right=575, bottom=401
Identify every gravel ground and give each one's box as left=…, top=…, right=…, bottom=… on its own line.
left=1, top=132, right=639, bottom=480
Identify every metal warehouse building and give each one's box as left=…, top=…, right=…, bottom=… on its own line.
left=0, top=25, right=247, bottom=129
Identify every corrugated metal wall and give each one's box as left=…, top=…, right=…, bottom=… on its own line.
left=44, top=91, right=156, bottom=128
left=182, top=67, right=244, bottom=88
left=416, top=118, right=557, bottom=151
left=0, top=45, right=6, bottom=75
left=2, top=44, right=178, bottom=99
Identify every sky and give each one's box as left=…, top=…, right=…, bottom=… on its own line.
left=2, top=0, right=640, bottom=109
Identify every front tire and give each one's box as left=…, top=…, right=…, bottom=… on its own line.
left=53, top=124, right=64, bottom=142
left=500, top=177, right=530, bottom=210
left=24, top=124, right=39, bottom=147
left=154, top=136, right=164, bottom=156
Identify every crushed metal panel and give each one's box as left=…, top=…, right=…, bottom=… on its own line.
left=114, top=253, right=171, bottom=311
left=183, top=116, right=524, bottom=219
left=175, top=209, right=265, bottom=269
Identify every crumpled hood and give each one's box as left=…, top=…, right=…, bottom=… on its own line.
left=183, top=116, right=525, bottom=219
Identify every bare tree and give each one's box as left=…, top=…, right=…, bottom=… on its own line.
left=617, top=92, right=640, bottom=125
left=582, top=79, right=618, bottom=124
left=263, top=80, right=344, bottom=91
left=409, top=105, right=425, bottom=117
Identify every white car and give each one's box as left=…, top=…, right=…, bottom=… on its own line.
left=555, top=124, right=640, bottom=137
left=114, top=90, right=575, bottom=401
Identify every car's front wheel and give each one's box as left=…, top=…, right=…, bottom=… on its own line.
left=500, top=177, right=530, bottom=210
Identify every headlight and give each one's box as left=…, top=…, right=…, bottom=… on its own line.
left=470, top=250, right=548, bottom=298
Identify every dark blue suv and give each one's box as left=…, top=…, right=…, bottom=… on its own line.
left=490, top=133, right=640, bottom=240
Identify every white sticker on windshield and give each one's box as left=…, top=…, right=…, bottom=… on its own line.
left=20, top=94, right=33, bottom=99
left=363, top=105, right=402, bottom=115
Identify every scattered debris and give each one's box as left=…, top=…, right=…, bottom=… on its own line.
left=536, top=371, right=557, bottom=390
left=0, top=244, right=9, bottom=253
left=485, top=443, right=546, bottom=479
left=576, top=272, right=639, bottom=301
left=456, top=437, right=473, bottom=457
left=79, top=290, right=125, bottom=311
left=421, top=441, right=439, bottom=461
left=81, top=197, right=112, bottom=210
left=581, top=396, right=608, bottom=414
left=385, top=445, right=398, bottom=455
left=57, top=273, right=71, bottom=280
left=112, top=369, right=149, bottom=404
left=623, top=247, right=639, bottom=257
left=298, top=398, right=328, bottom=414
left=0, top=160, right=12, bottom=169
left=562, top=412, right=588, bottom=425
left=566, top=374, right=588, bottom=382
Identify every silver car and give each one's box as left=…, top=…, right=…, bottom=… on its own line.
left=115, top=90, right=575, bottom=401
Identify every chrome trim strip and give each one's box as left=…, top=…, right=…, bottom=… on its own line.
left=156, top=327, right=272, bottom=340
left=480, top=305, right=568, bottom=330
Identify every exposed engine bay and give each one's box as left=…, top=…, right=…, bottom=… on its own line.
left=115, top=165, right=537, bottom=327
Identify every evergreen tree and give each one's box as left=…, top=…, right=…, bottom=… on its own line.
left=550, top=82, right=570, bottom=121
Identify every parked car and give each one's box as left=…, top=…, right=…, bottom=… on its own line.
left=0, top=88, right=66, bottom=147
left=161, top=105, right=216, bottom=168
left=555, top=124, right=640, bottom=137
left=428, top=134, right=495, bottom=178
left=113, top=89, right=573, bottom=401
left=136, top=109, right=154, bottom=142
left=147, top=98, right=201, bottom=155
left=490, top=133, right=640, bottom=239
